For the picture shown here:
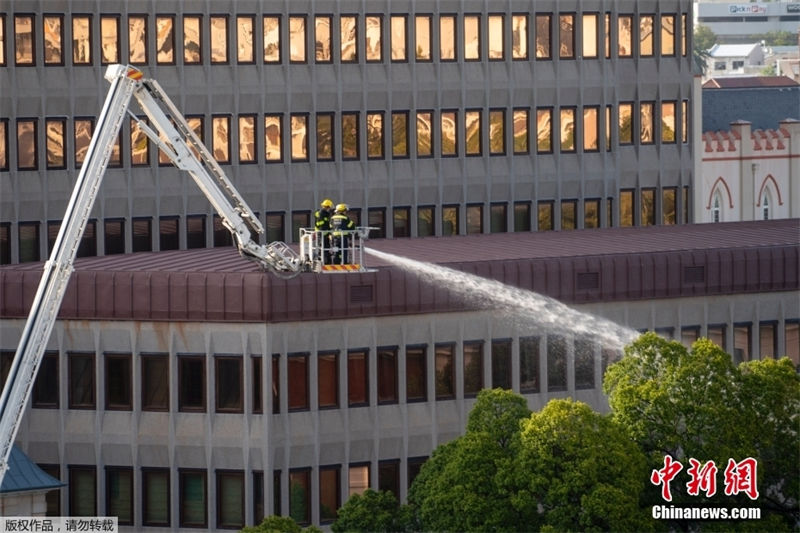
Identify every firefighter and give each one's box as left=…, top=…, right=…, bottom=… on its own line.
left=314, top=198, right=334, bottom=263
left=330, top=203, right=356, bottom=264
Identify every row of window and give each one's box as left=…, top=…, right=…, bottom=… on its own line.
left=43, top=458, right=423, bottom=529
left=2, top=11, right=689, bottom=67
left=0, top=188, right=691, bottom=264
left=0, top=100, right=689, bottom=171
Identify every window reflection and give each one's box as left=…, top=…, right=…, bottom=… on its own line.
left=618, top=15, right=632, bottom=57
left=156, top=16, right=174, bottom=64
left=212, top=116, right=230, bottom=162
left=512, top=109, right=528, bottom=154
left=619, top=189, right=634, bottom=227
left=0, top=120, right=7, bottom=170
left=17, top=120, right=37, bottom=170
left=535, top=14, right=551, bottom=59
left=130, top=118, right=149, bottom=166
left=682, top=100, right=689, bottom=144
left=439, top=15, right=455, bottom=61
left=583, top=107, right=598, bottom=151
left=619, top=102, right=633, bottom=144
left=101, top=16, right=119, bottom=64
left=265, top=115, right=282, bottom=161
left=238, top=115, right=255, bottom=163
left=15, top=15, right=34, bottom=65
left=391, top=15, right=406, bottom=61
left=441, top=111, right=457, bottom=156
left=236, top=16, right=253, bottom=63
left=560, top=108, right=575, bottom=152
left=128, top=16, right=146, bottom=65
left=465, top=110, right=481, bottom=156
left=536, top=108, right=552, bottom=153
left=46, top=119, right=65, bottom=169
left=291, top=114, right=308, bottom=161
left=391, top=112, right=408, bottom=158
left=341, top=16, right=357, bottom=62
left=538, top=201, right=553, bottom=231
left=661, top=15, right=675, bottom=56
left=0, top=15, right=5, bottom=66
left=75, top=119, right=93, bottom=167
left=366, top=16, right=382, bottom=61
left=416, top=111, right=432, bottom=157
left=43, top=16, right=63, bottom=64
left=640, top=15, right=654, bottom=57
left=640, top=102, right=654, bottom=144
left=184, top=15, right=201, bottom=64
left=511, top=14, right=527, bottom=59
left=367, top=112, right=383, bottom=159
left=662, top=101, right=676, bottom=143
left=641, top=189, right=655, bottom=226
left=341, top=113, right=358, bottom=160
left=315, top=16, right=331, bottom=62
left=210, top=16, right=228, bottom=63
left=464, top=15, right=480, bottom=60
left=289, top=16, right=306, bottom=62
left=72, top=16, right=92, bottom=65
left=489, top=109, right=504, bottom=155
left=263, top=16, right=280, bottom=63
left=559, top=14, right=574, bottom=58
left=316, top=114, right=333, bottom=161
left=582, top=13, right=597, bottom=58
left=488, top=15, right=503, bottom=60
left=605, top=13, right=611, bottom=58
left=415, top=15, right=430, bottom=61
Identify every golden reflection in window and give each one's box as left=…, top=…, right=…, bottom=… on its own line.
left=101, top=16, right=119, bottom=64
left=465, top=110, right=481, bottom=155
left=341, top=113, right=358, bottom=160
left=415, top=15, right=430, bottom=61
left=488, top=15, right=503, bottom=60
left=618, top=15, right=632, bottom=57
left=464, top=15, right=480, bottom=60
left=367, top=112, right=383, bottom=159
left=210, top=16, right=228, bottom=63
left=43, top=16, right=62, bottom=64
left=618, top=102, right=633, bottom=144
left=560, top=108, right=575, bottom=152
left=489, top=109, right=504, bottom=155
left=316, top=114, right=333, bottom=161
left=681, top=100, right=689, bottom=144
left=619, top=190, right=634, bottom=227
left=416, top=111, right=432, bottom=157
left=212, top=116, right=230, bottom=162
left=265, top=115, right=281, bottom=161
left=640, top=102, right=654, bottom=144
left=440, top=111, right=457, bottom=156
left=559, top=14, right=574, bottom=59
left=442, top=207, right=458, bottom=236
left=315, top=16, right=331, bottom=62
left=662, top=188, right=677, bottom=225
left=130, top=118, right=149, bottom=166
left=109, top=132, right=121, bottom=167
left=46, top=119, right=65, bottom=169
left=391, top=112, right=408, bottom=158
left=239, top=115, right=255, bottom=162
left=641, top=189, right=655, bottom=226
left=512, top=109, right=528, bottom=154
left=236, top=16, right=253, bottom=63
left=0, top=121, right=7, bottom=169
left=341, top=15, right=357, bottom=62
left=511, top=14, right=527, bottom=59
left=582, top=13, right=597, bottom=58
left=128, top=16, right=146, bottom=64
left=605, top=105, right=612, bottom=151
left=15, top=15, right=34, bottom=65
left=291, top=114, right=308, bottom=161
left=156, top=16, right=174, bottom=64
left=289, top=16, right=306, bottom=62
left=535, top=14, right=550, bottom=59
left=640, top=15, right=654, bottom=57
left=186, top=116, right=203, bottom=159
left=604, top=13, right=611, bottom=58
left=681, top=14, right=688, bottom=57
left=391, top=15, right=406, bottom=61
left=263, top=16, right=279, bottom=63
left=536, top=108, right=552, bottom=153
left=0, top=15, right=5, bottom=66
left=184, top=15, right=201, bottom=63
left=74, top=119, right=92, bottom=167
left=661, top=101, right=676, bottom=143
left=73, top=16, right=92, bottom=64
left=439, top=15, right=455, bottom=61
left=365, top=16, right=382, bottom=61
left=583, top=107, right=598, bottom=151
left=538, top=202, right=553, bottom=231
left=661, top=15, right=675, bottom=56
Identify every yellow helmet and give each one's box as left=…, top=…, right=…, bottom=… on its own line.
left=335, top=203, right=348, bottom=213
left=321, top=198, right=334, bottom=209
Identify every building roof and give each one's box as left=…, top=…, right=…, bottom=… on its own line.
left=0, top=446, right=62, bottom=494
left=1, top=220, right=798, bottom=323
left=703, top=76, right=800, bottom=89
left=708, top=43, right=761, bottom=58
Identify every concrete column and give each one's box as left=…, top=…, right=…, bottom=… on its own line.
left=730, top=121, right=753, bottom=221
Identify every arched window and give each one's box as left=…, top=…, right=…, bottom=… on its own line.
left=712, top=192, right=721, bottom=223
left=761, top=190, right=770, bottom=220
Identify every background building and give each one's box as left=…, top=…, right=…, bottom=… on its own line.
left=695, top=1, right=800, bottom=43
left=701, top=75, right=800, bottom=130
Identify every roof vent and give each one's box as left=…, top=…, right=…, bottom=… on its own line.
left=683, top=265, right=705, bottom=284
left=576, top=272, right=600, bottom=290
left=350, top=284, right=374, bottom=303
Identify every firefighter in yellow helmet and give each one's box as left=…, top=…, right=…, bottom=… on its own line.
left=330, top=203, right=356, bottom=264
left=314, top=198, right=334, bottom=263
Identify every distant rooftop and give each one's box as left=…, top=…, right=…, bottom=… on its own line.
left=0, top=446, right=62, bottom=494
left=703, top=76, right=800, bottom=89
left=708, top=43, right=761, bottom=57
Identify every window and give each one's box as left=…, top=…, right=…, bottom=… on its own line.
left=575, top=340, right=594, bottom=390
left=272, top=470, right=282, bottom=516
left=681, top=14, right=688, bottom=57
left=536, top=108, right=552, bottom=153
left=415, top=15, right=431, bottom=61
left=535, top=14, right=551, bottom=59
left=99, top=15, right=120, bottom=64
left=367, top=112, right=384, bottom=159
left=520, top=336, right=540, bottom=393
left=179, top=354, right=206, bottom=412
left=546, top=335, right=567, bottom=391
left=314, top=15, right=332, bottom=62
left=159, top=216, right=179, bottom=251
left=683, top=186, right=690, bottom=224
left=70, top=15, right=92, bottom=65
left=406, top=345, right=427, bottom=402
left=377, top=347, right=398, bottom=404
left=463, top=341, right=483, bottom=397
left=661, top=15, right=675, bottom=56
left=558, top=14, right=574, bottom=59
left=464, top=15, right=480, bottom=60
left=0, top=224, right=9, bottom=265
left=265, top=114, right=282, bottom=162
left=318, top=351, right=338, bottom=409
left=583, top=107, right=599, bottom=151
left=263, top=16, right=280, bottom=63
left=408, top=457, right=426, bottom=489
left=17, top=118, right=37, bottom=170
left=69, top=466, right=96, bottom=516
left=348, top=349, right=368, bottom=406
left=179, top=469, right=207, bottom=528
left=340, top=15, right=357, bottom=63
left=661, top=101, right=676, bottom=143
left=75, top=219, right=97, bottom=258
left=253, top=471, right=265, bottom=525
left=561, top=199, right=577, bottom=230
left=141, top=354, right=168, bottom=411
left=272, top=355, right=280, bottom=414
left=288, top=353, right=309, bottom=410
left=639, top=15, right=654, bottom=57
left=441, top=110, right=457, bottom=156
left=390, top=15, right=407, bottom=61
left=537, top=201, right=553, bottom=231
left=143, top=468, right=170, bottom=527
left=641, top=188, right=656, bottom=227
left=584, top=199, right=600, bottom=229
left=212, top=115, right=231, bottom=163
left=560, top=107, right=576, bottom=152
left=708, top=324, right=726, bottom=350
left=319, top=466, right=340, bottom=523
left=0, top=119, right=7, bottom=171
left=0, top=15, right=6, bottom=66
left=238, top=114, right=256, bottom=163
left=104, top=218, right=125, bottom=255
left=216, top=356, right=243, bottom=413
left=618, top=102, right=633, bottom=145
left=582, top=13, right=598, bottom=58
left=442, top=205, right=459, bottom=236
left=662, top=188, right=677, bottom=225
left=465, top=110, right=481, bottom=156
left=619, top=189, right=634, bottom=227
left=681, top=326, right=700, bottom=348
left=213, top=215, right=233, bottom=248
left=289, top=16, right=306, bottom=63
left=488, top=14, right=503, bottom=60
left=348, top=464, right=369, bottom=498
left=33, top=352, right=59, bottom=408
left=439, top=15, right=456, bottom=61
left=512, top=108, right=529, bottom=154
left=130, top=117, right=149, bottom=166
left=313, top=113, right=333, bottom=161
left=759, top=322, right=777, bottom=359
left=186, top=214, right=206, bottom=249
left=18, top=221, right=40, bottom=263
left=418, top=206, right=434, bottom=237
left=45, top=118, right=66, bottom=169
left=368, top=208, right=386, bottom=239
left=14, top=15, right=35, bottom=65
left=605, top=105, right=612, bottom=151
left=289, top=469, right=311, bottom=524
left=69, top=352, right=95, bottom=409
left=416, top=111, right=433, bottom=157
left=785, top=321, right=800, bottom=367
left=128, top=15, right=146, bottom=65
left=466, top=204, right=483, bottom=234
left=106, top=467, right=133, bottom=525
left=435, top=344, right=455, bottom=399
left=511, top=14, right=528, bottom=59
left=602, top=347, right=621, bottom=377
left=682, top=100, right=689, bottom=144
left=490, top=203, right=507, bottom=233
left=714, top=61, right=726, bottom=71
left=153, top=16, right=175, bottom=65
left=491, top=339, right=511, bottom=390
left=105, top=353, right=131, bottom=410
left=39, top=464, right=61, bottom=516
left=618, top=15, right=633, bottom=57
left=43, top=15, right=63, bottom=65
left=640, top=102, right=654, bottom=144
left=236, top=15, right=254, bottom=64
left=266, top=212, right=285, bottom=243
left=47, top=221, right=60, bottom=255
left=514, top=202, right=531, bottom=232
left=365, top=15, right=382, bottom=62
left=734, top=324, right=752, bottom=362
left=391, top=111, right=409, bottom=158
left=341, top=112, right=358, bottom=160
left=378, top=460, right=400, bottom=499
left=291, top=211, right=309, bottom=243
left=217, top=471, right=244, bottom=529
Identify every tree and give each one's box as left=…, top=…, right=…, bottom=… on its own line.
left=241, top=515, right=322, bottom=533
left=331, top=489, right=414, bottom=533
left=693, top=25, right=717, bottom=75
left=756, top=30, right=797, bottom=46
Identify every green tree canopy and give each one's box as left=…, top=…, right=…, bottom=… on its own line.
left=241, top=515, right=321, bottom=533
left=331, top=489, right=414, bottom=533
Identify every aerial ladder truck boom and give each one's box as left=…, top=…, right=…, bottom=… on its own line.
left=0, top=64, right=372, bottom=487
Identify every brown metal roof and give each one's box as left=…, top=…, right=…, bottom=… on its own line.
left=1, top=219, right=798, bottom=323
left=703, top=76, right=800, bottom=89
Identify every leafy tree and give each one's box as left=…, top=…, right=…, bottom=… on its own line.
left=760, top=64, right=777, bottom=76
left=693, top=25, right=717, bottom=74
left=331, top=489, right=414, bottom=533
left=756, top=30, right=797, bottom=46
left=241, top=515, right=322, bottom=533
